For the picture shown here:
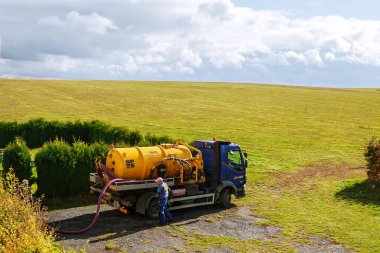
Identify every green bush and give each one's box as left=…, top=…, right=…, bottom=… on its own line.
left=63, top=120, right=90, bottom=144
left=35, top=140, right=74, bottom=198
left=35, top=140, right=108, bottom=198
left=87, top=120, right=142, bottom=146
left=21, top=119, right=90, bottom=148
left=128, top=130, right=143, bottom=146
left=88, top=120, right=126, bottom=144
left=69, top=142, right=106, bottom=196
left=143, top=133, right=174, bottom=146
left=92, top=142, right=110, bottom=165
left=21, top=118, right=48, bottom=148
left=2, top=138, right=32, bottom=181
left=67, top=142, right=108, bottom=196
left=365, top=135, right=380, bottom=184
left=0, top=121, right=20, bottom=147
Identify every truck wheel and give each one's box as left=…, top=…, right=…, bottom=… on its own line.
left=219, top=188, right=232, bottom=208
left=146, top=197, right=159, bottom=219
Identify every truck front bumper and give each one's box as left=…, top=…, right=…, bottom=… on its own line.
left=236, top=184, right=246, bottom=198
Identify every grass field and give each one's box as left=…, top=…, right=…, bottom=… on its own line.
left=1, top=79, right=380, bottom=252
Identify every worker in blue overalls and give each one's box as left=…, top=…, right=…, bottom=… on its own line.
left=155, top=177, right=173, bottom=226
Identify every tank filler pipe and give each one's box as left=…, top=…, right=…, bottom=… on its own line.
left=163, top=157, right=192, bottom=172
left=54, top=177, right=124, bottom=234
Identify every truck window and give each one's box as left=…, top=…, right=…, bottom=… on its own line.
left=227, top=150, right=243, bottom=169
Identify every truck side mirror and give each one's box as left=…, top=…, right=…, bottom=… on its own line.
left=243, top=151, right=248, bottom=167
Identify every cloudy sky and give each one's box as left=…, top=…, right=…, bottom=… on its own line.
left=0, top=0, right=380, bottom=87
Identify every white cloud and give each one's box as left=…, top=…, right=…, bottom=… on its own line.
left=175, top=62, right=194, bottom=74
left=181, top=49, right=202, bottom=68
left=198, top=0, right=234, bottom=21
left=1, top=0, right=380, bottom=86
left=0, top=59, right=8, bottom=65
left=325, top=52, right=335, bottom=61
left=41, top=54, right=82, bottom=72
left=284, top=51, right=307, bottom=64
left=304, top=49, right=324, bottom=66
left=38, top=11, right=118, bottom=35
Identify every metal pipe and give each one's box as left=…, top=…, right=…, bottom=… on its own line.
left=163, top=157, right=192, bottom=172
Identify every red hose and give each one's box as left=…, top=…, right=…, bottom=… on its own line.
left=55, top=178, right=124, bottom=234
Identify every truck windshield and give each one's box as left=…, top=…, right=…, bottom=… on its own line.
left=227, top=150, right=243, bottom=168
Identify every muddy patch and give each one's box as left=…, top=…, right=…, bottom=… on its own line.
left=184, top=206, right=280, bottom=240
left=297, top=236, right=352, bottom=253
left=277, top=163, right=366, bottom=188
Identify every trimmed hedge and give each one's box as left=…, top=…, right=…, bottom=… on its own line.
left=0, top=119, right=173, bottom=149
left=35, top=140, right=108, bottom=198
left=0, top=119, right=143, bottom=148
left=365, top=136, right=380, bottom=184
left=88, top=120, right=142, bottom=146
left=2, top=138, right=32, bottom=181
left=22, top=119, right=91, bottom=148
left=35, top=140, right=74, bottom=197
left=143, top=133, right=174, bottom=146
left=0, top=119, right=176, bottom=197
left=70, top=142, right=109, bottom=196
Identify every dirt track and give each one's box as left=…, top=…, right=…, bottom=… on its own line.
left=48, top=204, right=351, bottom=253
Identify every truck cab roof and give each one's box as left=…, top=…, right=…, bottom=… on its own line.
left=195, top=140, right=234, bottom=146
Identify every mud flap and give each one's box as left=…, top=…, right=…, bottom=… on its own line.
left=215, top=181, right=238, bottom=202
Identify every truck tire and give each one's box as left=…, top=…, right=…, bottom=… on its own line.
left=146, top=197, right=159, bottom=219
left=219, top=188, right=232, bottom=208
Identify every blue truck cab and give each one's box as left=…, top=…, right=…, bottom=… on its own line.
left=194, top=140, right=247, bottom=205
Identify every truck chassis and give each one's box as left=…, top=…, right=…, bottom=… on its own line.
left=90, top=173, right=218, bottom=218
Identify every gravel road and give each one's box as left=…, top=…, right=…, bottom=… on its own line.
left=48, top=204, right=352, bottom=253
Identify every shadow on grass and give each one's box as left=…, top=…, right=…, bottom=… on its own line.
left=335, top=180, right=380, bottom=206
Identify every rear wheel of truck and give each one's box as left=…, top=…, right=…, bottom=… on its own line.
left=219, top=188, right=232, bottom=208
left=146, top=197, right=159, bottom=219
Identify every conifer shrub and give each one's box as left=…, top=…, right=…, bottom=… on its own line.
left=365, top=136, right=380, bottom=185
left=2, top=138, right=32, bottom=181
left=69, top=142, right=104, bottom=195
left=0, top=121, right=20, bottom=147
left=0, top=118, right=145, bottom=148
left=21, top=118, right=48, bottom=148
left=35, top=140, right=74, bottom=197
left=35, top=140, right=108, bottom=197
left=144, top=133, right=174, bottom=146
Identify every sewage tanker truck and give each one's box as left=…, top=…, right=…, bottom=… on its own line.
left=91, top=140, right=247, bottom=218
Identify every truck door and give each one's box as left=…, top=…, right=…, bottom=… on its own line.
left=220, top=146, right=246, bottom=187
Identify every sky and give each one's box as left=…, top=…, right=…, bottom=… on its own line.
left=0, top=0, right=380, bottom=87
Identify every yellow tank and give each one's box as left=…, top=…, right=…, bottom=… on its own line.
left=105, top=143, right=204, bottom=184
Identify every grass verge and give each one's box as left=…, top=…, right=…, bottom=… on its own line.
left=244, top=165, right=380, bottom=253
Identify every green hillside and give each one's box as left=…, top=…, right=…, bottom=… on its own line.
left=1, top=79, right=380, bottom=252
